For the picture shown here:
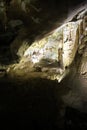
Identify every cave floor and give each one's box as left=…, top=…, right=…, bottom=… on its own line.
left=0, top=67, right=87, bottom=129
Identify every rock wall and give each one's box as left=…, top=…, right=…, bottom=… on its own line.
left=23, top=21, right=79, bottom=68
left=18, top=5, right=87, bottom=82
left=0, top=0, right=87, bottom=82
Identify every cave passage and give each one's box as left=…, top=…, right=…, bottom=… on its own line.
left=0, top=0, right=87, bottom=129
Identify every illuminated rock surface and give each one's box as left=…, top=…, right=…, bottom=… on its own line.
left=0, top=1, right=86, bottom=83
left=9, top=11, right=87, bottom=82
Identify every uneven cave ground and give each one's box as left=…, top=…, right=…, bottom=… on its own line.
left=0, top=0, right=87, bottom=129
left=1, top=68, right=87, bottom=129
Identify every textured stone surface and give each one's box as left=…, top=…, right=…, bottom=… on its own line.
left=1, top=0, right=87, bottom=83
left=18, top=21, right=79, bottom=82
left=24, top=22, right=79, bottom=67
left=79, top=47, right=87, bottom=75
left=62, top=22, right=79, bottom=67
left=14, top=6, right=87, bottom=82
left=10, top=27, right=29, bottom=59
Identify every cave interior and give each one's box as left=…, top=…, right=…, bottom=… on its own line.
left=0, top=0, right=87, bottom=129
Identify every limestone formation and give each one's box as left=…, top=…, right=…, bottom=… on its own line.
left=1, top=1, right=87, bottom=82
left=62, top=22, right=79, bottom=68
left=17, top=6, right=87, bottom=82
left=18, top=21, right=79, bottom=81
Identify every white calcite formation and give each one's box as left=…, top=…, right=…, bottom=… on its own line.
left=62, top=22, right=79, bottom=68
left=23, top=22, right=80, bottom=68
left=22, top=21, right=79, bottom=82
